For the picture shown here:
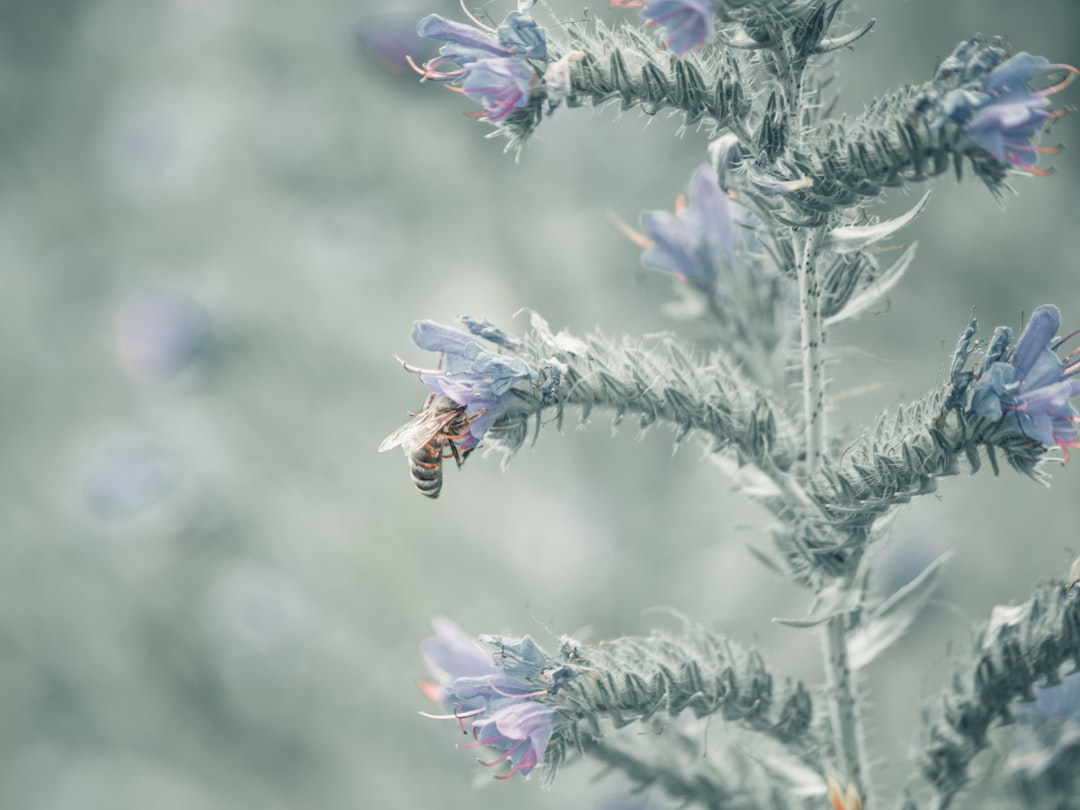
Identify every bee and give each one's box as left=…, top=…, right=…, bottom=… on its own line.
left=379, top=394, right=482, bottom=498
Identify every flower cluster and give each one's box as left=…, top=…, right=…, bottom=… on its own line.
left=419, top=618, right=561, bottom=779
left=969, top=305, right=1080, bottom=458
left=412, top=1, right=548, bottom=122
left=612, top=0, right=715, bottom=58
left=926, top=40, right=1077, bottom=174
left=408, top=318, right=537, bottom=450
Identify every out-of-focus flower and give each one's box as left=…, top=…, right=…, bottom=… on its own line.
left=622, top=165, right=735, bottom=292
left=408, top=319, right=536, bottom=448
left=205, top=563, right=308, bottom=657
left=354, top=13, right=426, bottom=74
left=419, top=618, right=558, bottom=779
left=970, top=304, right=1080, bottom=459
left=932, top=42, right=1077, bottom=174
left=116, top=289, right=208, bottom=381
left=1007, top=669, right=1080, bottom=801
left=411, top=4, right=548, bottom=121
left=83, top=440, right=179, bottom=520
left=639, top=0, right=715, bottom=58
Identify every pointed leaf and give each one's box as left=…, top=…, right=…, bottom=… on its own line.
left=774, top=580, right=862, bottom=628
left=848, top=550, right=952, bottom=670
left=825, top=242, right=918, bottom=327
left=823, top=191, right=930, bottom=253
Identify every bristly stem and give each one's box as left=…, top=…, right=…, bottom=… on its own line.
left=795, top=223, right=870, bottom=801
left=796, top=226, right=827, bottom=474
left=823, top=611, right=870, bottom=804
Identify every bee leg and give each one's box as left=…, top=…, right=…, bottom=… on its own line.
left=446, top=440, right=467, bottom=469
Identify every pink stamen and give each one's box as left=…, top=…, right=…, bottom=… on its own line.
left=1005, top=152, right=1052, bottom=175
left=609, top=0, right=645, bottom=7
left=509, top=746, right=538, bottom=776
left=478, top=740, right=524, bottom=768
left=405, top=54, right=439, bottom=81
left=1058, top=442, right=1075, bottom=465
left=405, top=54, right=466, bottom=83
left=520, top=746, right=539, bottom=768
left=614, top=217, right=654, bottom=249
left=674, top=193, right=687, bottom=216
left=1036, top=64, right=1080, bottom=97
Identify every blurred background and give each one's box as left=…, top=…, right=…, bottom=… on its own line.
left=2, top=0, right=1078, bottom=807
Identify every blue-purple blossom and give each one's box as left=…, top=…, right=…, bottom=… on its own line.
left=937, top=49, right=1077, bottom=174
left=409, top=319, right=537, bottom=449
left=412, top=5, right=548, bottom=122
left=419, top=618, right=557, bottom=779
left=1007, top=670, right=1080, bottom=795
left=457, top=57, right=536, bottom=122
left=638, top=0, right=714, bottom=58
left=496, top=11, right=547, bottom=61
left=970, top=304, right=1080, bottom=458
left=623, top=165, right=735, bottom=291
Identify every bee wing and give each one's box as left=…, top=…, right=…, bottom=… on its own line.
left=378, top=406, right=460, bottom=453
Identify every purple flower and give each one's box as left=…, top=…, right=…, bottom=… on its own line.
left=970, top=305, right=1080, bottom=459
left=458, top=57, right=536, bottom=122
left=496, top=11, right=547, bottom=61
left=622, top=165, right=735, bottom=291
left=419, top=618, right=557, bottom=779
left=412, top=6, right=547, bottom=121
left=409, top=320, right=536, bottom=449
left=938, top=50, right=1077, bottom=174
left=416, top=14, right=515, bottom=65
left=639, top=0, right=714, bottom=57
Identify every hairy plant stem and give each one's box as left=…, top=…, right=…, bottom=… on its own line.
left=795, top=223, right=871, bottom=802
left=796, top=227, right=826, bottom=474
left=823, top=610, right=870, bottom=805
